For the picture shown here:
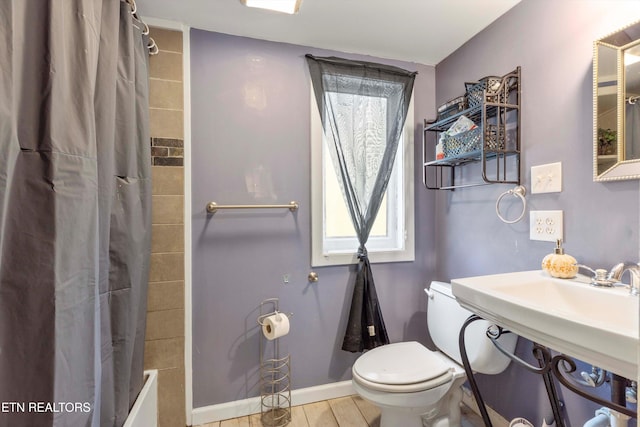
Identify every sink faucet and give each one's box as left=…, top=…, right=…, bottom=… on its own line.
left=607, top=262, right=640, bottom=296
left=576, top=264, right=617, bottom=287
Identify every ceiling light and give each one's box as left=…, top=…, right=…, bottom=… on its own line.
left=240, top=0, right=302, bottom=14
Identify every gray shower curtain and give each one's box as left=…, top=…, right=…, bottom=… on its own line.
left=0, top=1, right=151, bottom=426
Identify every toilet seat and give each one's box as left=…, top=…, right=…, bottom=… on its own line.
left=352, top=341, right=454, bottom=393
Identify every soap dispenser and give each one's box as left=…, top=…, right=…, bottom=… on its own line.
left=542, top=239, right=578, bottom=279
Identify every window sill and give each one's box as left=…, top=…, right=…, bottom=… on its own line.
left=311, top=248, right=415, bottom=267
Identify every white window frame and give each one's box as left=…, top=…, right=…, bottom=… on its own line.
left=310, top=87, right=415, bottom=267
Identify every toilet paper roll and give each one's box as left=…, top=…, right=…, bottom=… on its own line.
left=262, top=312, right=290, bottom=340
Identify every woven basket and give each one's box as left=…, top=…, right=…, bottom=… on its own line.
left=465, top=76, right=502, bottom=108
left=437, top=96, right=467, bottom=121
left=443, top=127, right=482, bottom=158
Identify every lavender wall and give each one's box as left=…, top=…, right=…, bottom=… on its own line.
left=435, top=0, right=639, bottom=424
left=190, top=30, right=436, bottom=407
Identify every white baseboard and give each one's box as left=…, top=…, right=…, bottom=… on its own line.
left=191, top=380, right=354, bottom=425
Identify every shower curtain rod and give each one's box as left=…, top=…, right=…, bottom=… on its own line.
left=627, top=95, right=639, bottom=104
left=123, top=0, right=159, bottom=55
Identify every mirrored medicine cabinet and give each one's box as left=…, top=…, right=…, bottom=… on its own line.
left=594, top=20, right=640, bottom=181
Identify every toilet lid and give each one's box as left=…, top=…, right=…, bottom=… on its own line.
left=353, top=341, right=451, bottom=385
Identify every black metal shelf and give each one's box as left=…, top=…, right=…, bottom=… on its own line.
left=422, top=67, right=521, bottom=190
left=424, top=149, right=520, bottom=167
left=424, top=149, right=484, bottom=167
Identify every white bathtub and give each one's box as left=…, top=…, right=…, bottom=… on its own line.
left=123, top=370, right=158, bottom=427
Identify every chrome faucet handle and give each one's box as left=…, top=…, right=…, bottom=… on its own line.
left=607, top=262, right=640, bottom=295
left=630, top=268, right=640, bottom=296
left=630, top=269, right=640, bottom=296
left=576, top=264, right=596, bottom=277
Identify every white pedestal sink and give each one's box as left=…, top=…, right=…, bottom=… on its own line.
left=451, top=270, right=639, bottom=380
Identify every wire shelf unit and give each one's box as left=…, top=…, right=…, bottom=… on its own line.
left=423, top=67, right=521, bottom=190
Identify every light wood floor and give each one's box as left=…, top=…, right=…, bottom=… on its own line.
left=196, top=395, right=485, bottom=427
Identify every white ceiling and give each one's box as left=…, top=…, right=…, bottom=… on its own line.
left=137, top=0, right=521, bottom=65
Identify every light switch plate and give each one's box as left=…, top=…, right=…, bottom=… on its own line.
left=529, top=210, right=563, bottom=242
left=531, top=162, right=562, bottom=194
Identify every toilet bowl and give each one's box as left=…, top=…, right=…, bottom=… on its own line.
left=352, top=341, right=467, bottom=427
left=351, top=281, right=518, bottom=427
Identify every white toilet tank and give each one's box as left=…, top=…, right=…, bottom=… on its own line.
left=427, top=281, right=517, bottom=375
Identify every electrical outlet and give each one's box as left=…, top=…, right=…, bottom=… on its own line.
left=531, top=162, right=562, bottom=194
left=529, top=210, right=563, bottom=242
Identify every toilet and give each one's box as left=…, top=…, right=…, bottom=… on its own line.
left=351, top=281, right=517, bottom=427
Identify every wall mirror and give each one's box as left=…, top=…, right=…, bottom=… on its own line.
left=594, top=20, right=640, bottom=181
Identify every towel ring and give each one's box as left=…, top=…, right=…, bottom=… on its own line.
left=495, top=185, right=526, bottom=224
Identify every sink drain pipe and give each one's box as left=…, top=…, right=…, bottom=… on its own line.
left=583, top=408, right=610, bottom=427
left=583, top=407, right=631, bottom=427
left=611, top=374, right=627, bottom=407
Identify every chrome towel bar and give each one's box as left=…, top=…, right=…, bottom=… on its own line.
left=206, top=201, right=299, bottom=214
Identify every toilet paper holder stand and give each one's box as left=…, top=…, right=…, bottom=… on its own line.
left=258, top=310, right=293, bottom=326
left=257, top=298, right=292, bottom=427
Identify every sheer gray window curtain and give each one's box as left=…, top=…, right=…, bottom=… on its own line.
left=306, top=55, right=416, bottom=352
left=0, top=1, right=152, bottom=426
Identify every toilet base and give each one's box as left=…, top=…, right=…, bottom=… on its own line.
left=377, top=393, right=463, bottom=427
left=379, top=406, right=430, bottom=427
left=357, top=378, right=465, bottom=427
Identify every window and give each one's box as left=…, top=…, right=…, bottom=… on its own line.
left=310, top=89, right=415, bottom=267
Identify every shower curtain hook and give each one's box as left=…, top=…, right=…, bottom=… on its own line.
left=148, top=38, right=159, bottom=55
